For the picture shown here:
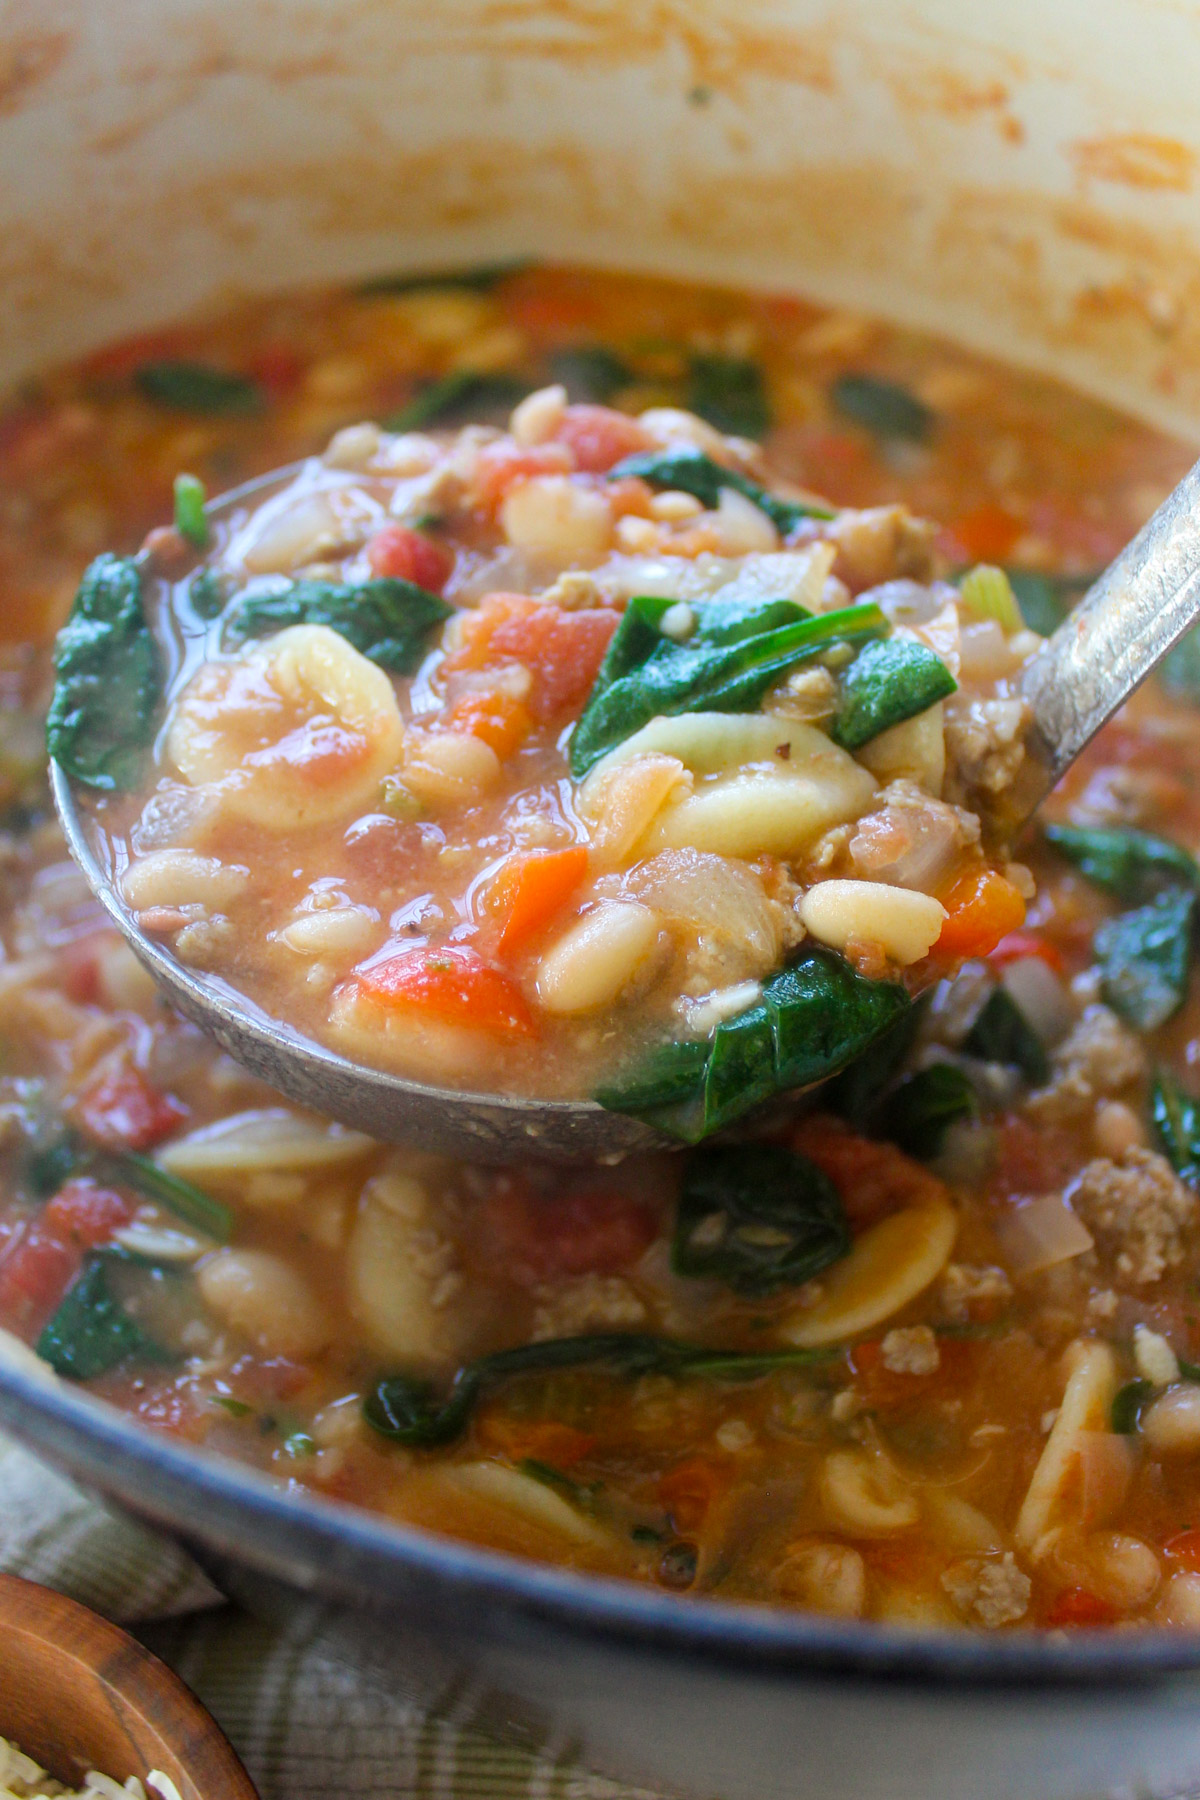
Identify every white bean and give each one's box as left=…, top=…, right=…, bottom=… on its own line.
left=775, top=1541, right=867, bottom=1616
left=197, top=1249, right=331, bottom=1357
left=510, top=383, right=567, bottom=445
left=637, top=407, right=730, bottom=457
left=536, top=902, right=662, bottom=1015
left=500, top=475, right=612, bottom=562
left=648, top=764, right=876, bottom=860
left=1143, top=1384, right=1200, bottom=1456
left=857, top=704, right=945, bottom=793
left=280, top=904, right=382, bottom=958
left=799, top=879, right=946, bottom=966
left=401, top=730, right=500, bottom=805
left=121, top=849, right=250, bottom=911
left=1157, top=1571, right=1200, bottom=1626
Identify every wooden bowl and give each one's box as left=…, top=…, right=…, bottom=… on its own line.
left=0, top=1574, right=258, bottom=1800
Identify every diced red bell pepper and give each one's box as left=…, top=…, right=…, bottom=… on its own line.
left=354, top=945, right=538, bottom=1038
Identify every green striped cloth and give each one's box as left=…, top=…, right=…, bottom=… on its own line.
left=0, top=1431, right=668, bottom=1800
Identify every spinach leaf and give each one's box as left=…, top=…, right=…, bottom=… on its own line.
left=364, top=1332, right=836, bottom=1448
left=187, top=568, right=231, bottom=622
left=878, top=1063, right=977, bottom=1159
left=830, top=638, right=956, bottom=750
left=686, top=354, right=770, bottom=438
left=1111, top=1379, right=1156, bottom=1435
left=598, top=949, right=912, bottom=1141
left=385, top=370, right=531, bottom=432
left=1162, top=624, right=1200, bottom=703
left=135, top=362, right=261, bottom=415
left=825, top=1007, right=921, bottom=1129
left=223, top=577, right=451, bottom=674
left=1003, top=568, right=1100, bottom=638
left=550, top=346, right=632, bottom=403
left=831, top=373, right=932, bottom=443
left=357, top=260, right=531, bottom=296
left=23, top=1128, right=232, bottom=1240
left=1095, top=888, right=1196, bottom=1032
left=673, top=1144, right=849, bottom=1295
left=36, top=1255, right=172, bottom=1380
left=1152, top=1069, right=1200, bottom=1188
left=963, top=988, right=1049, bottom=1085
left=46, top=554, right=162, bottom=791
left=610, top=448, right=836, bottom=530
left=569, top=592, right=887, bottom=777
left=1044, top=824, right=1199, bottom=901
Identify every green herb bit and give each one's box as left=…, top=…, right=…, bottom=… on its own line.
left=1111, top=1378, right=1156, bottom=1435
left=1044, top=824, right=1199, bottom=902
left=877, top=1063, right=977, bottom=1160
left=135, top=362, right=262, bottom=415
left=963, top=988, right=1049, bottom=1086
left=385, top=370, right=532, bottom=432
left=112, top=1151, right=233, bottom=1240
left=1153, top=1069, right=1200, bottom=1189
left=283, top=1430, right=316, bottom=1459
left=549, top=345, right=632, bottom=404
left=831, top=373, right=933, bottom=444
left=673, top=1144, right=849, bottom=1296
left=173, top=473, right=208, bottom=549
left=686, top=353, right=770, bottom=438
left=999, top=568, right=1095, bottom=639
left=363, top=1332, right=837, bottom=1449
left=223, top=577, right=451, bottom=675
left=188, top=567, right=231, bottom=622
left=829, top=637, right=956, bottom=751
left=36, top=1254, right=173, bottom=1381
left=212, top=1395, right=254, bottom=1418
left=958, top=565, right=1021, bottom=633
left=569, top=591, right=887, bottom=778
left=46, top=554, right=162, bottom=791
left=1094, top=888, right=1196, bottom=1032
left=357, top=260, right=532, bottom=296
left=609, top=448, right=836, bottom=531
left=598, top=949, right=912, bottom=1141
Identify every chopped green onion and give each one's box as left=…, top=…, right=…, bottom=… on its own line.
left=958, top=565, right=1022, bottom=633
left=173, top=473, right=208, bottom=548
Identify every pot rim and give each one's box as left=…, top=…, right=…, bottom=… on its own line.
left=2, top=1360, right=1199, bottom=1688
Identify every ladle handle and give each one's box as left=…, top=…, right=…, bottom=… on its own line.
left=1021, top=454, right=1200, bottom=787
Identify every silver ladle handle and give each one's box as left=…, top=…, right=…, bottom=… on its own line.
left=1022, top=455, right=1200, bottom=792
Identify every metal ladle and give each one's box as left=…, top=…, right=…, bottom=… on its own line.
left=50, top=458, right=1200, bottom=1163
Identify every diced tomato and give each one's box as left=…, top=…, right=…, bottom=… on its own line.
left=43, top=1179, right=135, bottom=1248
left=354, top=945, right=538, bottom=1038
left=484, top=847, right=590, bottom=955
left=0, top=1180, right=133, bottom=1336
left=990, top=1114, right=1081, bottom=1197
left=657, top=1457, right=730, bottom=1533
left=554, top=405, right=653, bottom=473
left=791, top=1115, right=945, bottom=1227
left=936, top=867, right=1026, bottom=961
left=988, top=930, right=1065, bottom=975
left=473, top=442, right=573, bottom=511
left=366, top=524, right=455, bottom=592
left=1163, top=1530, right=1200, bottom=1572
left=939, top=502, right=1023, bottom=565
left=1044, top=1587, right=1118, bottom=1628
left=475, top=1414, right=597, bottom=1466
left=443, top=688, right=533, bottom=759
left=78, top=1063, right=187, bottom=1151
left=246, top=344, right=304, bottom=396
left=480, top=1174, right=657, bottom=1281
left=442, top=593, right=618, bottom=720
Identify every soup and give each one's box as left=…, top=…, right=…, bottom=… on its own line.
left=3, top=265, right=1200, bottom=1629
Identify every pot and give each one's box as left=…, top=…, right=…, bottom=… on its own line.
left=4, top=4, right=1200, bottom=1795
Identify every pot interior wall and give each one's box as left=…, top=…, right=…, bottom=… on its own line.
left=4, top=0, right=1200, bottom=438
